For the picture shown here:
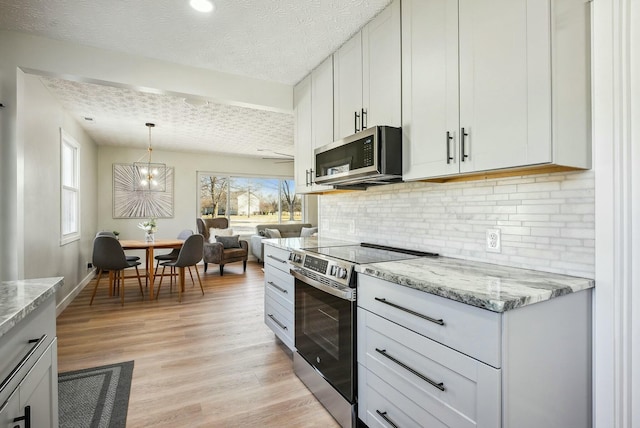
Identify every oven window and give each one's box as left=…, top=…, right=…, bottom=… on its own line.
left=302, top=292, right=340, bottom=360
left=295, top=279, right=355, bottom=402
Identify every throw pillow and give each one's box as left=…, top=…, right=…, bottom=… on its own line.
left=209, top=227, right=233, bottom=243
left=215, top=235, right=241, bottom=249
left=264, top=228, right=282, bottom=239
left=300, top=227, right=318, bottom=237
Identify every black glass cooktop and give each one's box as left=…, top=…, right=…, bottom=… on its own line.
left=305, top=243, right=438, bottom=265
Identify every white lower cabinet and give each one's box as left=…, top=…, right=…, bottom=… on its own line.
left=263, top=244, right=295, bottom=350
left=357, top=275, right=592, bottom=428
left=0, top=295, right=58, bottom=428
left=358, top=310, right=500, bottom=428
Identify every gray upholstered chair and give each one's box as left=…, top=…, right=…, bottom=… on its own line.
left=96, top=231, right=140, bottom=262
left=154, top=229, right=194, bottom=274
left=196, top=218, right=248, bottom=276
left=90, top=236, right=144, bottom=306
left=157, top=234, right=204, bottom=302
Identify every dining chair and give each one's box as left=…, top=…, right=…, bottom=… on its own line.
left=96, top=231, right=140, bottom=262
left=90, top=236, right=144, bottom=306
left=154, top=229, right=193, bottom=275
left=156, top=234, right=204, bottom=302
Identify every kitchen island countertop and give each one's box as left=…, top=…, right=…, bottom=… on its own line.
left=356, top=257, right=594, bottom=313
left=0, top=277, right=63, bottom=338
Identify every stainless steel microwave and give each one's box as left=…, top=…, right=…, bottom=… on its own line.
left=314, top=126, right=402, bottom=187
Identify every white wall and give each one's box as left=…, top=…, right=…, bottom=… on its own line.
left=96, top=145, right=294, bottom=242
left=320, top=170, right=595, bottom=278
left=19, top=73, right=98, bottom=305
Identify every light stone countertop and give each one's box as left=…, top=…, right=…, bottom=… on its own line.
left=0, top=277, right=63, bottom=338
left=356, top=257, right=594, bottom=313
left=263, top=236, right=357, bottom=251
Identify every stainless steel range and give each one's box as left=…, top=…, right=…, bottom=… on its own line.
left=289, top=243, right=438, bottom=428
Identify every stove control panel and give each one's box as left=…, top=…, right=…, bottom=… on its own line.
left=289, top=249, right=355, bottom=288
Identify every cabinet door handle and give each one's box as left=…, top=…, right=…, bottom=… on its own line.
left=267, top=313, right=288, bottom=330
left=446, top=131, right=454, bottom=164
left=305, top=169, right=310, bottom=186
left=375, top=348, right=445, bottom=391
left=309, top=169, right=315, bottom=185
left=0, top=334, right=47, bottom=395
left=354, top=111, right=361, bottom=133
left=267, top=254, right=288, bottom=264
left=361, top=108, right=368, bottom=129
left=267, top=281, right=288, bottom=294
left=374, top=297, right=444, bottom=325
left=375, top=410, right=400, bottom=428
left=461, top=127, right=469, bottom=161
left=13, top=405, right=31, bottom=428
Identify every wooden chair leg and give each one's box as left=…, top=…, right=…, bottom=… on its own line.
left=136, top=266, right=144, bottom=298
left=178, top=267, right=185, bottom=303
left=90, top=269, right=103, bottom=305
left=195, top=265, right=204, bottom=295
left=219, top=264, right=224, bottom=276
left=187, top=266, right=195, bottom=286
left=120, top=270, right=125, bottom=306
left=243, top=260, right=247, bottom=272
left=156, top=265, right=167, bottom=299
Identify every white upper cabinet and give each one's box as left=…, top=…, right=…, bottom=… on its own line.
left=334, top=0, right=401, bottom=140
left=294, top=75, right=312, bottom=194
left=294, top=57, right=335, bottom=194
left=403, top=0, right=591, bottom=181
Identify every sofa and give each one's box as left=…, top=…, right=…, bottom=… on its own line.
left=196, top=218, right=249, bottom=275
left=250, top=223, right=315, bottom=263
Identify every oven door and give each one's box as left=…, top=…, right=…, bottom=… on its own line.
left=294, top=276, right=356, bottom=403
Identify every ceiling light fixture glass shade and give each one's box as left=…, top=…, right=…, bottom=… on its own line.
left=190, top=0, right=214, bottom=13
left=133, top=123, right=166, bottom=192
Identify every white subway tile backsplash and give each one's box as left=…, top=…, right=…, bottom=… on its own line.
left=319, top=170, right=595, bottom=278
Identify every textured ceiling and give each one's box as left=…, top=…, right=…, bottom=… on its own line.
left=0, top=0, right=391, bottom=85
left=40, top=77, right=296, bottom=158
left=0, top=0, right=392, bottom=157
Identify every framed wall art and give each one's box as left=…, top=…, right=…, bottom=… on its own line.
left=113, top=163, right=174, bottom=218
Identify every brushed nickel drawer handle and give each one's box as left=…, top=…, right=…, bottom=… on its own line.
left=374, top=297, right=445, bottom=326
left=0, top=334, right=47, bottom=395
left=267, top=314, right=288, bottom=331
left=376, top=410, right=399, bottom=428
left=267, top=254, right=288, bottom=264
left=375, top=348, right=445, bottom=391
left=267, top=281, right=288, bottom=294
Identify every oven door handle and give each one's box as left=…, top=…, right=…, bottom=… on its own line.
left=290, top=269, right=355, bottom=301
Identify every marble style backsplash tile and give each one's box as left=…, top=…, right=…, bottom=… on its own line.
left=319, top=170, right=595, bottom=278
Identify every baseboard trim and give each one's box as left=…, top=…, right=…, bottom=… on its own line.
left=56, top=269, right=95, bottom=316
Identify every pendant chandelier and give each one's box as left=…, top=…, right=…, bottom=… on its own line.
left=133, top=122, right=166, bottom=192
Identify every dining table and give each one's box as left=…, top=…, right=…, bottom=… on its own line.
left=119, top=239, right=184, bottom=300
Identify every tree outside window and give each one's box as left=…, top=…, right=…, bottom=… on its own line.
left=198, top=173, right=301, bottom=234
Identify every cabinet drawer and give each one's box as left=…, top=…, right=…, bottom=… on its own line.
left=264, top=245, right=292, bottom=273
left=358, top=275, right=501, bottom=367
left=358, top=309, right=501, bottom=427
left=264, top=293, right=294, bottom=350
left=264, top=267, right=294, bottom=306
left=359, top=367, right=449, bottom=428
left=0, top=298, right=56, bottom=407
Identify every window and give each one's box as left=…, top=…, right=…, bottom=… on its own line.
left=198, top=173, right=302, bottom=235
left=60, top=130, right=80, bottom=245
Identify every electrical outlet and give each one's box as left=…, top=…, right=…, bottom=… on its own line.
left=486, top=228, right=501, bottom=253
left=87, top=262, right=93, bottom=269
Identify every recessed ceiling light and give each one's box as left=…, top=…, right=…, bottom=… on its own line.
left=190, top=0, right=214, bottom=13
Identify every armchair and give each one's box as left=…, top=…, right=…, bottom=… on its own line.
left=196, top=218, right=248, bottom=276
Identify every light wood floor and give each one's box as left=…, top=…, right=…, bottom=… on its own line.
left=56, top=261, right=340, bottom=428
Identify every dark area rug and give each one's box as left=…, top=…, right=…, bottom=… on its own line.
left=58, top=361, right=134, bottom=428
